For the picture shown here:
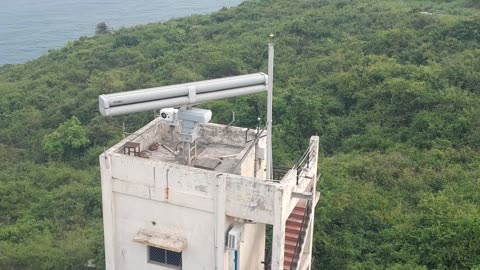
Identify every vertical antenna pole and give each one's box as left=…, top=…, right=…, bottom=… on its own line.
left=266, top=35, right=274, bottom=180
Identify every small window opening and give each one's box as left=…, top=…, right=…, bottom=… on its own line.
left=148, top=246, right=182, bottom=268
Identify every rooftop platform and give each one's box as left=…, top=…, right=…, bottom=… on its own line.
left=150, top=142, right=243, bottom=173
left=109, top=117, right=263, bottom=175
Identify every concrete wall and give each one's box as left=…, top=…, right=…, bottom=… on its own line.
left=225, top=173, right=276, bottom=224
left=237, top=135, right=267, bottom=179
left=108, top=154, right=276, bottom=224
left=239, top=223, right=266, bottom=270
left=113, top=193, right=216, bottom=270
left=112, top=118, right=166, bottom=153
left=197, top=123, right=257, bottom=147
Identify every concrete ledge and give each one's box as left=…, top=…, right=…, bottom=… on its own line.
left=133, top=229, right=187, bottom=252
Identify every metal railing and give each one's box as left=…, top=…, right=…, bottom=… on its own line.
left=293, top=143, right=316, bottom=185
left=273, top=165, right=290, bottom=181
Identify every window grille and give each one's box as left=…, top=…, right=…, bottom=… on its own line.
left=148, top=246, right=182, bottom=268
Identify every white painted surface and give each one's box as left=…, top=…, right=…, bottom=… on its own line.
left=214, top=175, right=226, bottom=270
left=114, top=193, right=218, bottom=270
left=99, top=154, right=116, bottom=270
left=239, top=223, right=266, bottom=270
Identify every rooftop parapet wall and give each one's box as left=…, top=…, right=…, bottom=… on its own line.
left=107, top=117, right=257, bottom=154
left=197, top=122, right=258, bottom=147
left=108, top=152, right=277, bottom=224
left=106, top=117, right=264, bottom=176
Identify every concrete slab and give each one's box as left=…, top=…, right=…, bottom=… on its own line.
left=148, top=141, right=244, bottom=174
left=133, top=229, right=187, bottom=252
left=194, top=158, right=221, bottom=170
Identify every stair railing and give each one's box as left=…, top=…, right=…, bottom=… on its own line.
left=293, top=143, right=316, bottom=185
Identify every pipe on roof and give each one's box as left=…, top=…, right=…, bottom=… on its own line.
left=100, top=84, right=267, bottom=116
left=99, top=73, right=268, bottom=114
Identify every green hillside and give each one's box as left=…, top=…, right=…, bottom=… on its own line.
left=1, top=0, right=479, bottom=269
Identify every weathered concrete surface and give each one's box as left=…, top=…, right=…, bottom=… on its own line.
left=109, top=153, right=277, bottom=223
left=133, top=229, right=187, bottom=252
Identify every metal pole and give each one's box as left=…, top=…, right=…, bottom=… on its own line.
left=266, top=35, right=274, bottom=180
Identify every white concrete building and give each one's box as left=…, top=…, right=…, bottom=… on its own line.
left=100, top=117, right=320, bottom=270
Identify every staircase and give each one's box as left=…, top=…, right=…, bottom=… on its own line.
left=283, top=200, right=311, bottom=270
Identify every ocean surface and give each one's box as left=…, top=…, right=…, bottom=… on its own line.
left=0, top=0, right=243, bottom=66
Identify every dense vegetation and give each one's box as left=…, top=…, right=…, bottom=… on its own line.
left=1, top=0, right=479, bottom=269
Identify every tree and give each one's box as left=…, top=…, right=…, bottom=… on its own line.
left=95, top=22, right=110, bottom=35
left=42, top=116, right=90, bottom=159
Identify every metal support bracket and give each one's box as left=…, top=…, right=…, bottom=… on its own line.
left=188, top=86, right=196, bottom=104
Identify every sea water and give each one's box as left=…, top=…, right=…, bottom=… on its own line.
left=0, top=0, right=243, bottom=65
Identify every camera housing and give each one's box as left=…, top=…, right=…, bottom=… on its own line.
left=159, top=108, right=178, bottom=124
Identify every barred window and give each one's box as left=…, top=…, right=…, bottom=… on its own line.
left=148, top=246, right=182, bottom=268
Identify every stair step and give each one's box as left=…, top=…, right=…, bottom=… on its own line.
left=285, top=232, right=299, bottom=242
left=286, top=220, right=303, bottom=227
left=285, top=228, right=300, bottom=235
left=285, top=240, right=297, bottom=248
left=287, top=218, right=303, bottom=224
left=295, top=203, right=306, bottom=208
left=285, top=235, right=297, bottom=242
left=285, top=246, right=296, bottom=253
left=284, top=261, right=297, bottom=270
left=287, top=220, right=303, bottom=227
left=285, top=248, right=295, bottom=257
left=293, top=207, right=305, bottom=214
left=286, top=221, right=301, bottom=228
left=290, top=213, right=304, bottom=219
left=290, top=210, right=303, bottom=217
left=292, top=208, right=304, bottom=214
left=286, top=224, right=302, bottom=230
left=284, top=253, right=294, bottom=261
left=293, top=207, right=305, bottom=213
left=284, top=260, right=297, bottom=267
left=288, top=214, right=303, bottom=221
left=286, top=224, right=302, bottom=231
left=294, top=204, right=306, bottom=212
